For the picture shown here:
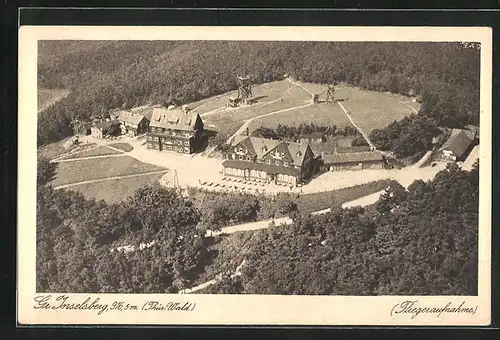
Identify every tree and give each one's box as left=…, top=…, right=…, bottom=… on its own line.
left=37, top=155, right=57, bottom=186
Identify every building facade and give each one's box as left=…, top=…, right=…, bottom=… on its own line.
left=222, top=135, right=315, bottom=186
left=146, top=105, right=204, bottom=154
left=90, top=120, right=121, bottom=139
left=116, top=110, right=150, bottom=137
left=321, top=151, right=385, bottom=172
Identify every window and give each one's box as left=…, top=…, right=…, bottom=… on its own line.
left=184, top=141, right=189, bottom=146
left=239, top=155, right=244, bottom=160
left=284, top=161, right=289, bottom=167
left=267, top=159, right=271, bottom=164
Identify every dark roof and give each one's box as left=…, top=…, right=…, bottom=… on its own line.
left=94, top=120, right=120, bottom=130
left=336, top=145, right=371, bottom=153
left=231, top=136, right=310, bottom=167
left=222, top=160, right=301, bottom=177
left=117, top=110, right=146, bottom=126
left=130, top=105, right=154, bottom=121
left=322, top=151, right=384, bottom=165
left=438, top=129, right=474, bottom=158
left=149, top=106, right=201, bottom=132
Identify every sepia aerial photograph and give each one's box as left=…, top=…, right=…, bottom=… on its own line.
left=36, top=40, right=480, bottom=297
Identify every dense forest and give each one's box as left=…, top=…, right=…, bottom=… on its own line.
left=369, top=114, right=441, bottom=159
left=38, top=41, right=480, bottom=147
left=208, top=162, right=479, bottom=295
left=37, top=155, right=479, bottom=295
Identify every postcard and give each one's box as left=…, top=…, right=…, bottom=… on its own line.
left=18, top=25, right=492, bottom=326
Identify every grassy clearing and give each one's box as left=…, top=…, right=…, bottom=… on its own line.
left=297, top=179, right=394, bottom=214
left=38, top=137, right=79, bottom=159
left=38, top=88, right=70, bottom=113
left=190, top=80, right=291, bottom=114
left=246, top=101, right=352, bottom=135
left=58, top=146, right=122, bottom=160
left=294, top=81, right=419, bottom=132
left=50, top=155, right=166, bottom=187
left=199, top=79, right=417, bottom=138
left=67, top=172, right=165, bottom=203
left=202, top=82, right=310, bottom=137
left=109, top=142, right=134, bottom=152
left=335, top=87, right=418, bottom=132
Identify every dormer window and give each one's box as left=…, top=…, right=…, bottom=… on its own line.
left=262, top=146, right=268, bottom=153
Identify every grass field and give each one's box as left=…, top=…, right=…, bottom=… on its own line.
left=68, top=172, right=165, bottom=203
left=298, top=82, right=420, bottom=132
left=201, top=81, right=311, bottom=137
left=38, top=88, right=70, bottom=113
left=191, top=79, right=417, bottom=139
left=109, top=142, right=134, bottom=152
left=246, top=101, right=352, bottom=134
left=58, top=146, right=122, bottom=160
left=38, top=136, right=79, bottom=159
left=50, top=155, right=166, bottom=187
left=190, top=80, right=292, bottom=114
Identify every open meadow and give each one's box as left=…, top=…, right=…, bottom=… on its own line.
left=68, top=172, right=165, bottom=204
left=57, top=145, right=122, bottom=160
left=50, top=155, right=166, bottom=187
left=246, top=101, right=352, bottom=134
left=190, top=79, right=418, bottom=139
left=298, top=81, right=421, bottom=132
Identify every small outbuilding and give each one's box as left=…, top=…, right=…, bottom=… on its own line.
left=437, top=128, right=476, bottom=162
left=321, top=151, right=385, bottom=172
left=90, top=120, right=121, bottom=139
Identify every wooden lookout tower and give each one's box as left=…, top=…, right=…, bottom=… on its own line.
left=229, top=75, right=253, bottom=107
left=237, top=76, right=253, bottom=104
left=325, top=84, right=336, bottom=103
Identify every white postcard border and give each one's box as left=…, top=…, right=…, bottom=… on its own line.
left=18, top=26, right=492, bottom=326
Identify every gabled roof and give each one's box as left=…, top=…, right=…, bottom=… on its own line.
left=438, top=129, right=474, bottom=158
left=322, top=151, right=384, bottom=165
left=94, top=120, right=120, bottom=130
left=286, top=140, right=310, bottom=166
left=130, top=105, right=154, bottom=121
left=117, top=110, right=146, bottom=126
left=231, top=136, right=311, bottom=167
left=149, top=106, right=201, bottom=132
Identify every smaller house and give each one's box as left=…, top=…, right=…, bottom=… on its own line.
left=437, top=128, right=476, bottom=162
left=90, top=120, right=121, bottom=139
left=297, top=133, right=326, bottom=144
left=321, top=151, right=385, bottom=172
left=116, top=110, right=150, bottom=137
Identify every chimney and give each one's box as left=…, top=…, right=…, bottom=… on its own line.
left=246, top=127, right=249, bottom=136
